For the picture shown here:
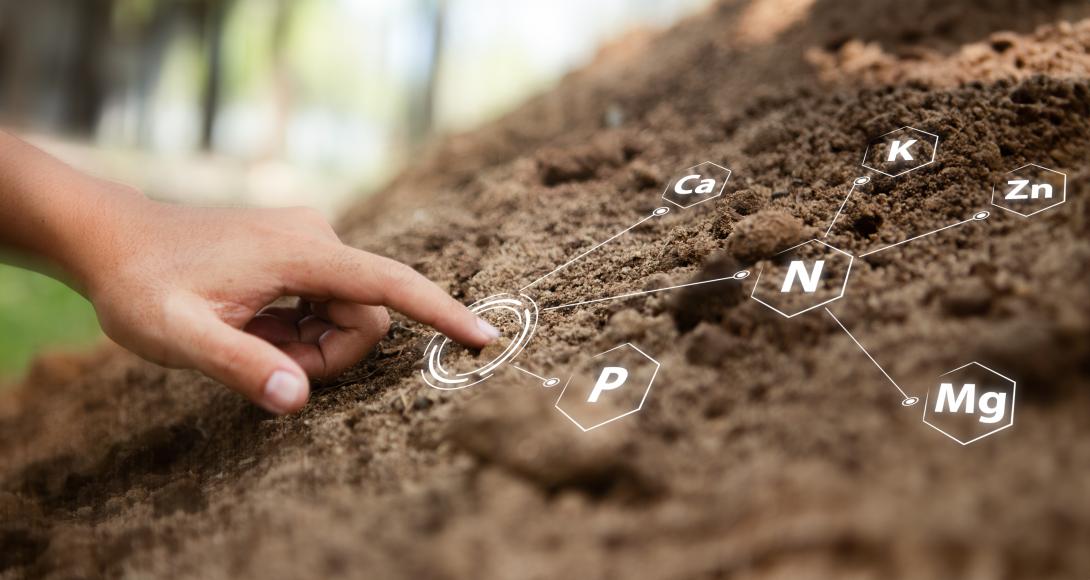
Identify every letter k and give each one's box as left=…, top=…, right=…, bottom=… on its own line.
left=887, top=139, right=917, bottom=162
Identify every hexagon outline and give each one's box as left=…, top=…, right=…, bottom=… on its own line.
left=661, top=161, right=732, bottom=209
left=989, top=163, right=1068, bottom=218
left=750, top=238, right=855, bottom=319
left=554, top=342, right=660, bottom=432
left=860, top=126, right=940, bottom=178
left=921, top=361, right=1016, bottom=446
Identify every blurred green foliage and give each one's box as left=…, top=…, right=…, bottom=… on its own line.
left=0, top=264, right=101, bottom=380
left=0, top=0, right=711, bottom=382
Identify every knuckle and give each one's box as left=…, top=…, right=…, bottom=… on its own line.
left=320, top=245, right=364, bottom=287
left=379, top=262, right=426, bottom=307
left=382, top=260, right=419, bottom=289
left=184, top=320, right=242, bottom=380
left=374, top=308, right=392, bottom=336
left=290, top=206, right=327, bottom=227
left=213, top=342, right=249, bottom=382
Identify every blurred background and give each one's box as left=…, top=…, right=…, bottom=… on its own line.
left=0, top=0, right=711, bottom=382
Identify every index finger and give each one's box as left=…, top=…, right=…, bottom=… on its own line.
left=288, top=245, right=499, bottom=348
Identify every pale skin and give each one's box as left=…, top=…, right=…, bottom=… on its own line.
left=0, top=131, right=499, bottom=414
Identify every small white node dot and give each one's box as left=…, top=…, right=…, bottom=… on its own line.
left=902, top=397, right=920, bottom=407
left=733, top=270, right=751, bottom=280
left=653, top=207, right=670, bottom=217
left=973, top=211, right=990, bottom=221
left=854, top=176, right=871, bottom=186
left=543, top=377, right=561, bottom=388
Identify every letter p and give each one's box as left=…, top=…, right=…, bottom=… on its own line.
left=588, top=367, right=629, bottom=403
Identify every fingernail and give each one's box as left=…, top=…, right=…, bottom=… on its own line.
left=476, top=317, right=501, bottom=342
left=262, top=370, right=306, bottom=414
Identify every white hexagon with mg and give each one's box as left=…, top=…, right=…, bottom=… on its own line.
left=661, top=161, right=731, bottom=209
left=861, top=126, right=939, bottom=178
left=750, top=239, right=854, bottom=318
left=991, top=163, right=1067, bottom=218
left=923, top=361, right=1016, bottom=445
left=555, top=343, right=659, bottom=431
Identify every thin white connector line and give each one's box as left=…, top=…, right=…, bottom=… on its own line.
left=823, top=181, right=859, bottom=238
left=511, top=364, right=546, bottom=382
left=543, top=271, right=748, bottom=311
left=859, top=214, right=983, bottom=257
left=520, top=210, right=662, bottom=291
left=824, top=307, right=911, bottom=401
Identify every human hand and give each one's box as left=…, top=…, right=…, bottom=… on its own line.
left=58, top=185, right=498, bottom=415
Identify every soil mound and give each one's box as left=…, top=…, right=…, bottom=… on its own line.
left=3, top=1, right=1090, bottom=578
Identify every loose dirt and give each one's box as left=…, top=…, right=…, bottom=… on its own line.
left=3, top=1, right=1090, bottom=578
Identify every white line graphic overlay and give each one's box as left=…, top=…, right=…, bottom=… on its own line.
left=512, top=364, right=560, bottom=387
left=543, top=270, right=750, bottom=312
left=824, top=176, right=870, bottom=238
left=520, top=207, right=670, bottom=291
left=859, top=211, right=989, bottom=258
left=825, top=307, right=918, bottom=406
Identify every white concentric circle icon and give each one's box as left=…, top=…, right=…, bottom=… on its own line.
left=421, top=293, right=539, bottom=391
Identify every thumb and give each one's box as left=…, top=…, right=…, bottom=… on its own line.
left=184, top=314, right=310, bottom=414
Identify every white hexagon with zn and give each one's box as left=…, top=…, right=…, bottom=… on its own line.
left=990, top=163, right=1067, bottom=218
left=861, top=126, right=939, bottom=178
left=750, top=239, right=854, bottom=318
left=922, top=361, right=1016, bottom=446
left=555, top=343, right=660, bottom=432
left=661, top=161, right=731, bottom=209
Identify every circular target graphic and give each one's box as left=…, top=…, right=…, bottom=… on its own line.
left=421, top=293, right=539, bottom=391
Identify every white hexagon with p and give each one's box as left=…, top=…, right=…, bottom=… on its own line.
left=662, top=161, right=731, bottom=209
left=750, top=239, right=854, bottom=318
left=991, top=163, right=1067, bottom=218
left=861, top=126, right=939, bottom=178
left=555, top=343, right=660, bottom=432
left=923, top=361, right=1015, bottom=446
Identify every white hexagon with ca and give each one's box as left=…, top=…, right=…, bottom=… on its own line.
left=750, top=239, right=854, bottom=318
left=991, top=163, right=1067, bottom=218
left=661, top=161, right=731, bottom=209
left=861, top=126, right=939, bottom=178
left=555, top=343, right=660, bottom=431
left=922, top=361, right=1015, bottom=445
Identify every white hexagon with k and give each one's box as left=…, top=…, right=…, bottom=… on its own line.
left=861, top=126, right=939, bottom=178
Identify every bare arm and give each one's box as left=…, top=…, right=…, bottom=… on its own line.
left=0, top=131, right=498, bottom=414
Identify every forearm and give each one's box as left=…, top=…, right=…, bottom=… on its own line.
left=0, top=130, right=145, bottom=293
left=0, top=129, right=495, bottom=413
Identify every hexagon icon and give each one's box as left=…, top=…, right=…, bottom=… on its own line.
left=661, top=161, right=731, bottom=209
left=922, top=361, right=1016, bottom=446
left=861, top=126, right=939, bottom=178
left=750, top=239, right=854, bottom=318
left=991, top=163, right=1067, bottom=218
left=555, top=343, right=660, bottom=432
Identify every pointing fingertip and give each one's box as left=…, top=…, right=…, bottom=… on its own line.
left=476, top=317, right=501, bottom=343
left=261, top=370, right=308, bottom=414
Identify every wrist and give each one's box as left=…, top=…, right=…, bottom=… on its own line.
left=50, top=178, right=152, bottom=297
left=0, top=132, right=152, bottom=296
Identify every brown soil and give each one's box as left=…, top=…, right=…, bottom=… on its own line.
left=4, top=1, right=1090, bottom=578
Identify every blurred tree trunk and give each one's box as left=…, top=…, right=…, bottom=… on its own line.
left=68, top=0, right=111, bottom=136
left=408, top=0, right=445, bottom=145
left=199, top=0, right=231, bottom=151
left=0, top=0, right=28, bottom=125
left=135, top=3, right=176, bottom=148
left=266, top=0, right=294, bottom=159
